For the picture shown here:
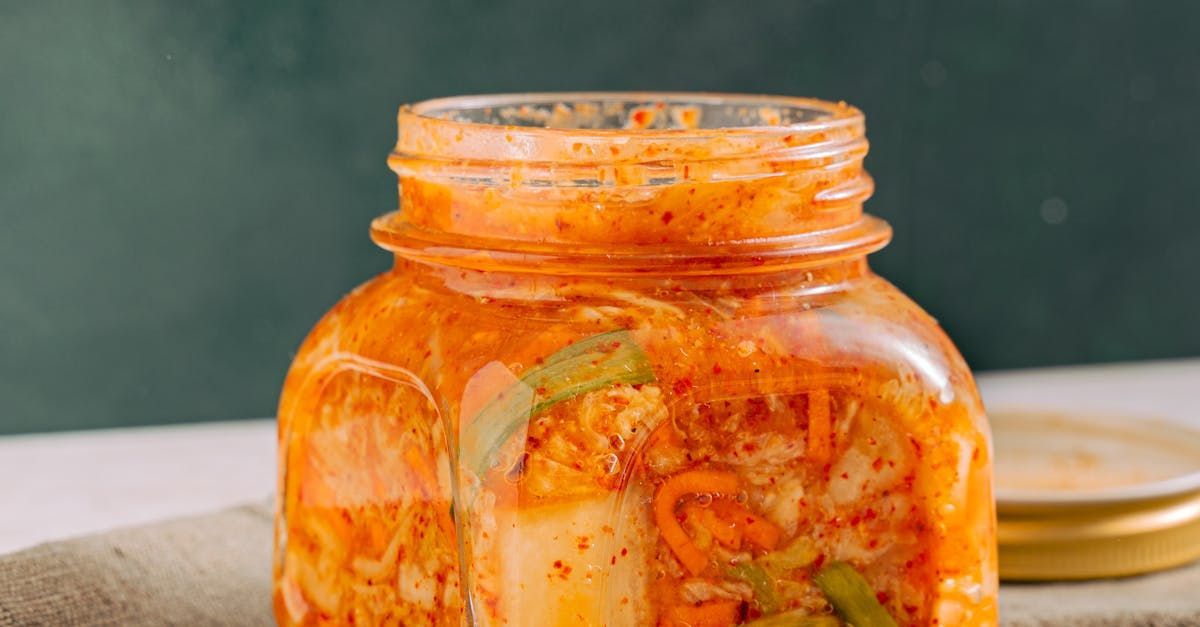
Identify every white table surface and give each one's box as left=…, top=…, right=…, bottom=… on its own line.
left=0, top=419, right=276, bottom=554
left=2, top=358, right=1197, bottom=555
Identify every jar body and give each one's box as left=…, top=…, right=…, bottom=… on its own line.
left=273, top=259, right=997, bottom=626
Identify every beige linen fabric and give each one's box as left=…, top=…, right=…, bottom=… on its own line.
left=1, top=501, right=1198, bottom=625
left=0, top=503, right=273, bottom=626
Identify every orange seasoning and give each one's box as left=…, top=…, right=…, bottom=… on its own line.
left=273, top=93, right=998, bottom=626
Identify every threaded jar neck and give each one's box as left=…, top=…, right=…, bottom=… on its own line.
left=373, top=93, right=890, bottom=275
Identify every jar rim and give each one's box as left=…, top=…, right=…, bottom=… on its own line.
left=395, top=92, right=865, bottom=166
left=382, top=92, right=885, bottom=275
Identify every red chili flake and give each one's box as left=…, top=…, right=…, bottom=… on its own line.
left=849, top=515, right=861, bottom=526
left=872, top=457, right=884, bottom=472
left=840, top=472, right=850, bottom=480
left=683, top=165, right=690, bottom=179
left=611, top=556, right=617, bottom=565
left=868, top=539, right=879, bottom=549
left=904, top=604, right=919, bottom=615
left=712, top=363, right=722, bottom=374
left=577, top=537, right=591, bottom=551
left=908, top=435, right=923, bottom=456
left=864, top=508, right=877, bottom=521
left=620, top=547, right=629, bottom=557
left=553, top=560, right=563, bottom=569
left=672, top=378, right=693, bottom=395
left=602, top=525, right=614, bottom=534
left=876, top=592, right=891, bottom=605
left=812, top=554, right=827, bottom=569
left=631, top=109, right=652, bottom=126
left=661, top=211, right=675, bottom=225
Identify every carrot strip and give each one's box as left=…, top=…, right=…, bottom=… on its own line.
left=402, top=445, right=456, bottom=541
left=797, top=311, right=832, bottom=466
left=711, top=500, right=782, bottom=551
left=807, top=388, right=832, bottom=465
left=404, top=445, right=439, bottom=498
left=662, top=600, right=741, bottom=627
left=654, top=470, right=741, bottom=576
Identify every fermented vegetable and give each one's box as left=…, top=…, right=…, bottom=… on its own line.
left=272, top=93, right=998, bottom=626
left=814, top=562, right=899, bottom=627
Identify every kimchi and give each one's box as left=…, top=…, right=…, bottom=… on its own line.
left=273, top=93, right=998, bottom=626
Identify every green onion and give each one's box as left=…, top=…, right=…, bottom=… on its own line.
left=742, top=610, right=840, bottom=627
left=813, top=562, right=898, bottom=627
left=760, top=537, right=819, bottom=572
left=725, top=561, right=780, bottom=614
left=460, top=329, right=656, bottom=475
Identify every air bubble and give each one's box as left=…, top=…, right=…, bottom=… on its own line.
left=609, top=434, right=626, bottom=450
left=695, top=493, right=713, bottom=506
left=603, top=453, right=620, bottom=475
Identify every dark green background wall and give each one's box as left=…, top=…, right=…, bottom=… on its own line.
left=2, top=1, right=1197, bottom=434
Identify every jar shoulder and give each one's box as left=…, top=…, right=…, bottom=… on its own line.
left=276, top=271, right=428, bottom=415
left=816, top=274, right=981, bottom=405
left=278, top=270, right=983, bottom=422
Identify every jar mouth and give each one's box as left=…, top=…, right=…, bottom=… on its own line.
left=382, top=92, right=885, bottom=274
left=409, top=92, right=855, bottom=130
left=394, top=92, right=865, bottom=168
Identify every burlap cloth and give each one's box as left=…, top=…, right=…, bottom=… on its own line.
left=1, top=501, right=1197, bottom=626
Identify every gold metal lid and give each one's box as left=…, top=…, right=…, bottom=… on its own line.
left=993, top=410, right=1200, bottom=580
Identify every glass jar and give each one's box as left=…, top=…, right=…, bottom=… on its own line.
left=273, top=93, right=998, bottom=626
